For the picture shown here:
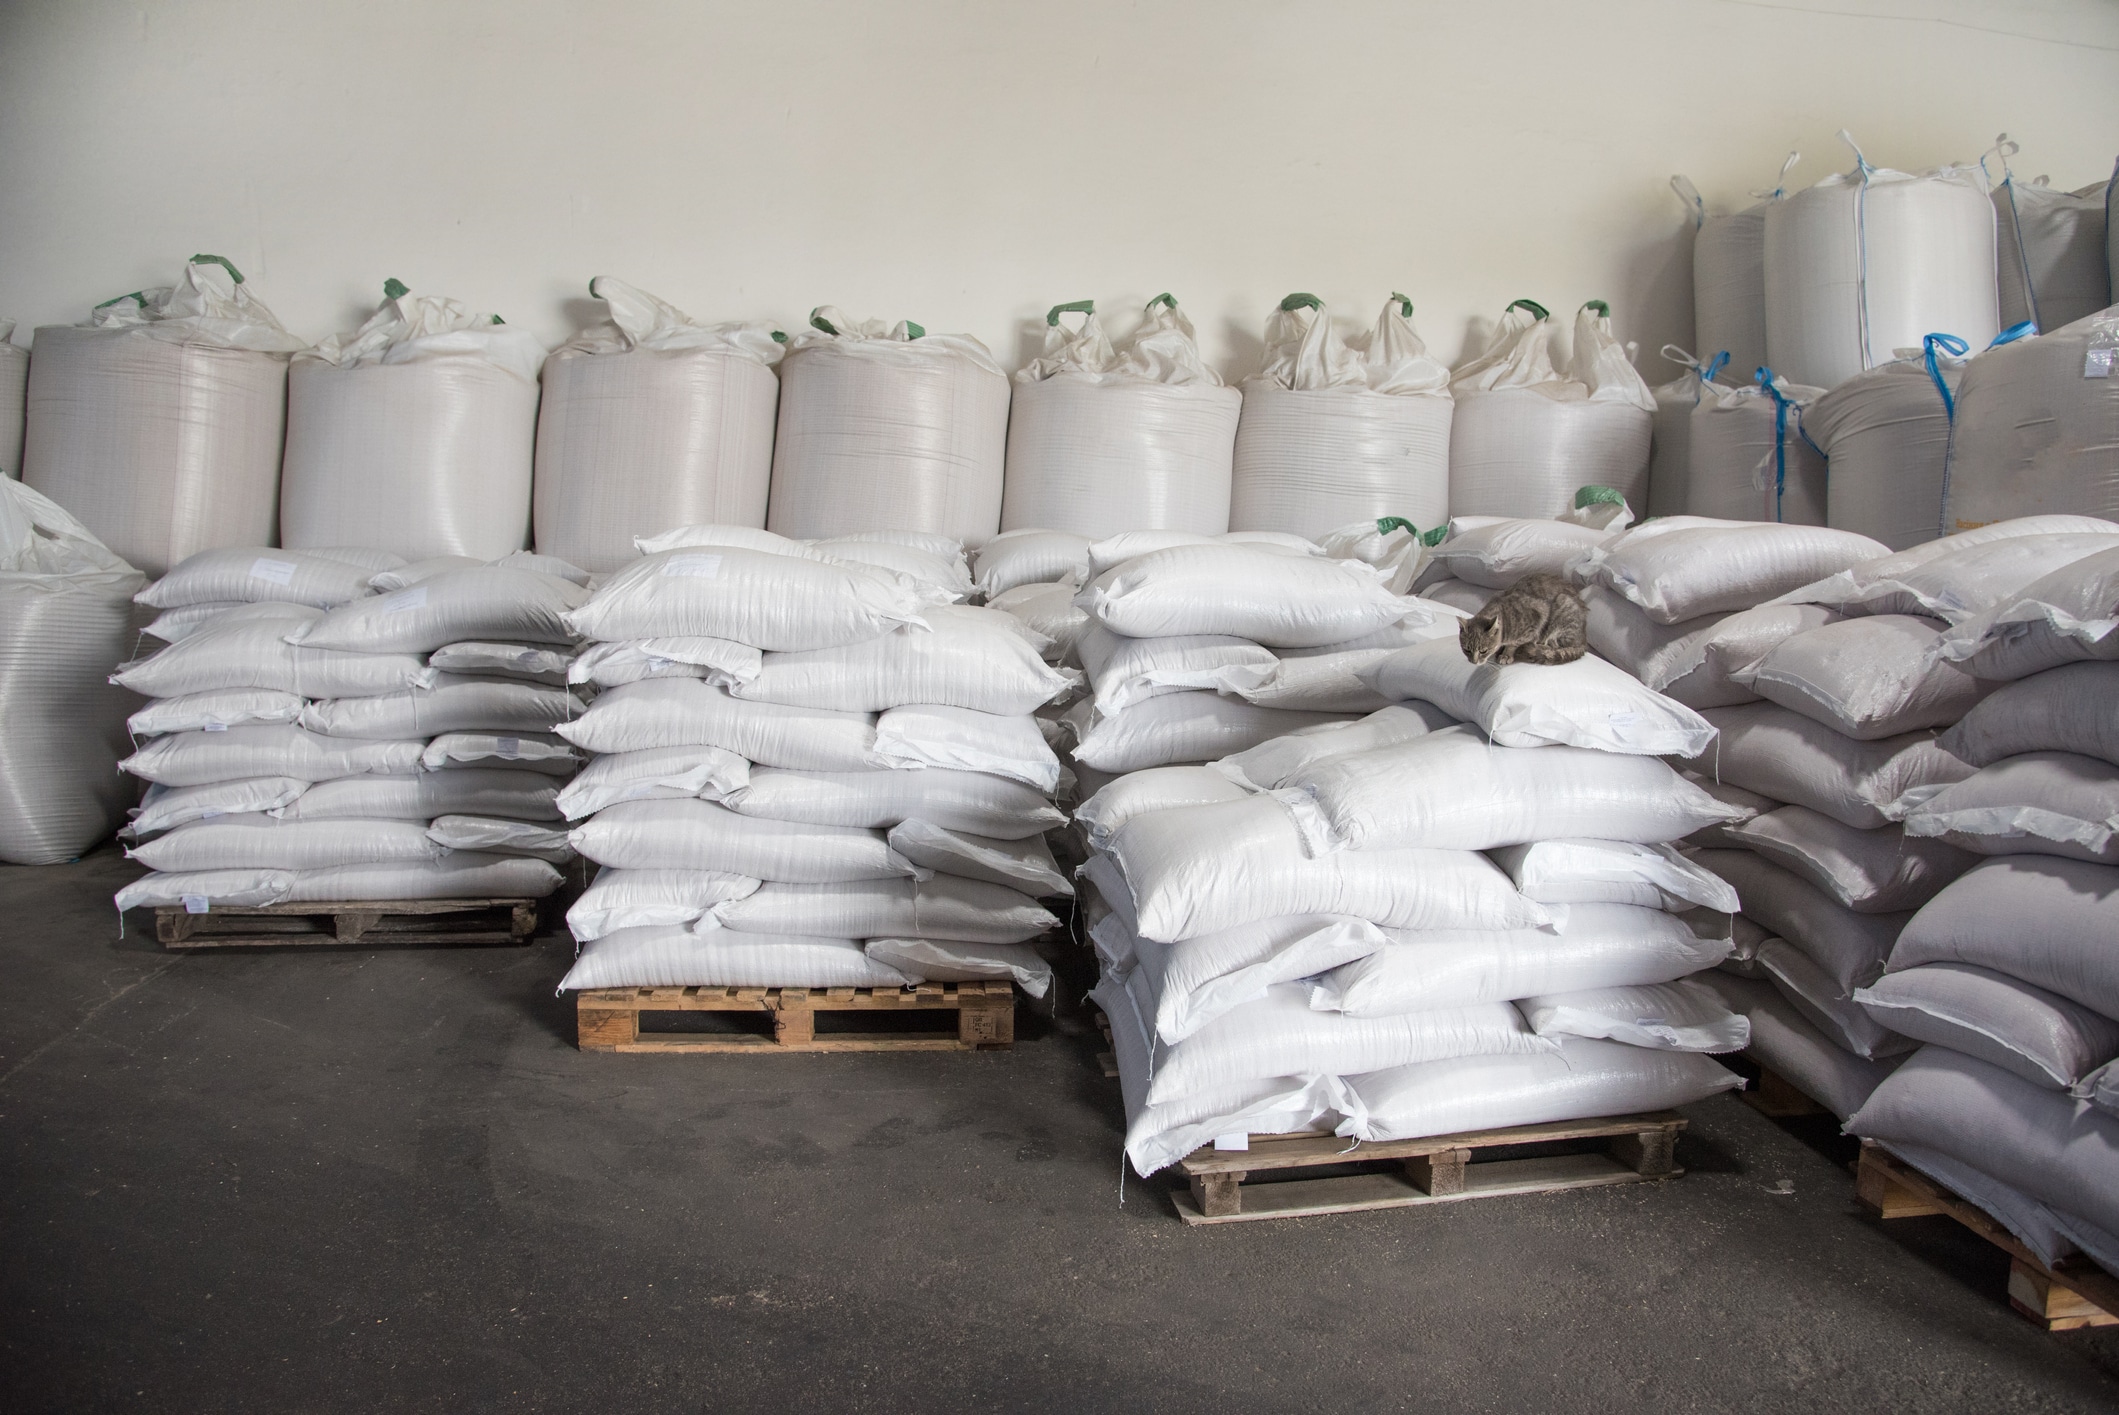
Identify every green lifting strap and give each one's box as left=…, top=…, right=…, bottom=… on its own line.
left=1581, top=299, right=1611, bottom=318
left=1419, top=525, right=1450, bottom=547
left=1278, top=292, right=1322, bottom=313
left=383, top=278, right=410, bottom=300
left=1507, top=298, right=1550, bottom=320
left=1374, top=516, right=1418, bottom=536
left=1146, top=293, right=1177, bottom=311
left=809, top=309, right=839, bottom=335
left=1389, top=292, right=1412, bottom=317
left=903, top=321, right=925, bottom=340
left=1575, top=484, right=1625, bottom=507
left=189, top=254, right=244, bottom=284
left=770, top=330, right=788, bottom=344
left=93, top=291, right=148, bottom=310
left=1046, top=299, right=1095, bottom=326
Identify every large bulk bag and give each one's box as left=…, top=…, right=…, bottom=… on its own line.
left=1686, top=369, right=1828, bottom=523
left=23, top=256, right=303, bottom=578
left=1987, top=137, right=2111, bottom=334
left=1671, top=156, right=1796, bottom=382
left=1645, top=347, right=1728, bottom=519
left=0, top=322, right=25, bottom=479
left=1763, top=134, right=1998, bottom=390
left=0, top=479, right=145, bottom=863
left=532, top=278, right=782, bottom=573
left=767, top=307, right=1009, bottom=546
left=1228, top=294, right=1452, bottom=537
left=1942, top=311, right=2119, bottom=530
left=1001, top=296, right=1238, bottom=539
left=280, top=282, right=546, bottom=561
left=1448, top=300, right=1653, bottom=517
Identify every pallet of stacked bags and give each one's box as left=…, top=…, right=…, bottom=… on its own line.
left=1068, top=534, right=1758, bottom=1223
left=111, top=547, right=592, bottom=947
left=552, top=526, right=1073, bottom=1053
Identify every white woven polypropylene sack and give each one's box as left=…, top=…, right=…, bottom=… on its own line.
left=1310, top=903, right=1730, bottom=1017
left=1807, top=351, right=1962, bottom=552
left=120, top=725, right=423, bottom=788
left=1580, top=519, right=1889, bottom=625
left=1490, top=839, right=1740, bottom=912
left=1130, top=914, right=1387, bottom=1044
left=281, top=288, right=545, bottom=561
left=419, top=732, right=580, bottom=775
left=1283, top=726, right=1738, bottom=855
left=1855, top=963, right=2119, bottom=1091
left=1074, top=766, right=1251, bottom=850
left=1725, top=806, right=1972, bottom=913
left=1698, top=973, right=1905, bottom=1120
left=556, top=678, right=878, bottom=770
left=767, top=310, right=1009, bottom=545
left=276, top=854, right=562, bottom=903
left=1783, top=529, right=2119, bottom=626
left=566, top=869, right=762, bottom=940
left=1077, top=543, right=1407, bottom=648
left=130, top=779, right=309, bottom=836
left=290, top=567, right=587, bottom=654
left=1692, top=848, right=1908, bottom=993
left=1519, top=980, right=1749, bottom=1052
left=1427, top=519, right=1609, bottom=590
left=1070, top=692, right=1356, bottom=774
left=733, top=605, right=1073, bottom=714
left=1738, top=615, right=1986, bottom=740
left=0, top=329, right=25, bottom=480
left=1105, top=792, right=1548, bottom=942
left=1675, top=168, right=1781, bottom=380
left=299, top=675, right=584, bottom=741
left=559, top=926, right=914, bottom=990
left=128, top=816, right=444, bottom=872
left=1647, top=353, right=1714, bottom=522
left=1933, top=546, right=2119, bottom=681
left=1888, top=856, right=2119, bottom=1016
left=871, top=704, right=1059, bottom=790
left=565, top=545, right=924, bottom=651
left=554, top=745, right=750, bottom=820
left=1583, top=591, right=1836, bottom=710
left=885, top=820, right=1069, bottom=898
left=1228, top=295, right=1453, bottom=537
left=1991, top=154, right=2111, bottom=334
left=986, top=582, right=1086, bottom=664
left=972, top=529, right=1091, bottom=598
left=1756, top=936, right=1912, bottom=1059
left=138, top=547, right=398, bottom=611
left=1365, top=639, right=1715, bottom=755
left=1944, top=313, right=2119, bottom=530
left=272, top=768, right=561, bottom=823
left=1763, top=141, right=1999, bottom=390
left=112, top=602, right=434, bottom=700
left=24, top=258, right=303, bottom=577
left=1687, top=376, right=1828, bottom=524
left=424, top=815, right=575, bottom=863
left=707, top=876, right=1055, bottom=944
left=812, top=537, right=971, bottom=601
left=1001, top=299, right=1238, bottom=538
left=1342, top=1038, right=1744, bottom=1143
left=1210, top=703, right=1455, bottom=792
left=1899, top=752, right=2119, bottom=865
left=533, top=278, right=782, bottom=573
left=1074, top=622, right=1276, bottom=715
left=863, top=939, right=1053, bottom=997
left=1941, top=663, right=2119, bottom=768
left=1447, top=301, right=1654, bottom=517
left=0, top=479, right=148, bottom=862
left=724, top=767, right=1062, bottom=839
left=568, top=637, right=760, bottom=691
left=569, top=797, right=915, bottom=883
left=1702, top=703, right=1974, bottom=829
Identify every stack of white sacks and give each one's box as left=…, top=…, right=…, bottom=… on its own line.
left=1059, top=532, right=1764, bottom=1175
left=111, top=547, right=594, bottom=914
left=550, top=526, right=1073, bottom=998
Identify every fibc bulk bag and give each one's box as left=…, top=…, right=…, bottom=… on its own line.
left=1228, top=294, right=1452, bottom=537
left=1987, top=137, right=2111, bottom=335
left=0, top=479, right=145, bottom=863
left=1646, top=348, right=1730, bottom=520
left=1942, top=311, right=2119, bottom=530
left=1001, top=296, right=1238, bottom=539
left=1687, top=370, right=1829, bottom=524
left=533, top=278, right=782, bottom=574
left=0, top=322, right=26, bottom=480
left=1763, top=133, right=1998, bottom=391
left=767, top=307, right=1009, bottom=546
left=280, top=282, right=546, bottom=561
left=1448, top=300, right=1653, bottom=517
left=23, top=256, right=303, bottom=578
left=1671, top=157, right=1797, bottom=383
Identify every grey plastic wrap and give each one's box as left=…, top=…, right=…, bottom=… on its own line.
left=533, top=347, right=780, bottom=573
left=23, top=327, right=289, bottom=577
left=0, top=338, right=26, bottom=479
left=0, top=565, right=143, bottom=865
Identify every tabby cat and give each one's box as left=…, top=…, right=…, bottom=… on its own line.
left=1457, top=572, right=1589, bottom=666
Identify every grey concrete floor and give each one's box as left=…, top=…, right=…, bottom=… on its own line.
left=4, top=849, right=2118, bottom=1414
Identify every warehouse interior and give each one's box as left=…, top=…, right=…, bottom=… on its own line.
left=4, top=2, right=2119, bottom=1410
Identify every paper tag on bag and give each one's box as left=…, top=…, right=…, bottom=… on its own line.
left=1213, top=1133, right=1250, bottom=1152
left=248, top=557, right=296, bottom=586
left=181, top=895, right=210, bottom=915
left=496, top=737, right=521, bottom=759
left=661, top=553, right=724, bottom=580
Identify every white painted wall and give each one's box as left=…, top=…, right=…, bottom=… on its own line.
left=1, top=0, right=2113, bottom=381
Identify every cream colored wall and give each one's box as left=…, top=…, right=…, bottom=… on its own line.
left=1, top=0, right=2114, bottom=382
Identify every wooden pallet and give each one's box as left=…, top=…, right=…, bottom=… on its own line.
left=1740, top=1064, right=1829, bottom=1119
left=574, top=980, right=1016, bottom=1054
left=1856, top=1142, right=2119, bottom=1331
left=1171, top=1111, right=1688, bottom=1225
left=155, top=897, right=540, bottom=950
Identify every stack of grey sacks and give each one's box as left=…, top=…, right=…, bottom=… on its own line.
left=112, top=547, right=595, bottom=915
left=1055, top=527, right=1762, bottom=1175
left=549, top=525, right=1073, bottom=998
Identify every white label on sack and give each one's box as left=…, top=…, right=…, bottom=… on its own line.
left=200, top=809, right=223, bottom=820
left=1634, top=1016, right=1668, bottom=1028
left=248, top=557, right=297, bottom=585
left=1607, top=712, right=1639, bottom=728
left=661, top=553, right=724, bottom=580
left=181, top=894, right=210, bottom=914
left=203, top=721, right=228, bottom=732
left=383, top=586, right=429, bottom=614
left=496, top=737, right=521, bottom=758
left=1213, top=1132, right=1250, bottom=1152
left=2086, top=347, right=2113, bottom=379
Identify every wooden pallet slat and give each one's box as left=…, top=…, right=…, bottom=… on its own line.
left=1170, top=1111, right=1688, bottom=1225
left=1856, top=1142, right=2119, bottom=1331
left=574, top=981, right=1017, bottom=1054
left=155, top=897, right=540, bottom=950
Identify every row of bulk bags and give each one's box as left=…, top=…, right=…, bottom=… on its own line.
left=1645, top=347, right=1729, bottom=520
left=1806, top=325, right=2035, bottom=551
left=1000, top=296, right=1236, bottom=539
left=1670, top=154, right=1798, bottom=384
left=533, top=278, right=783, bottom=573
left=0, top=478, right=142, bottom=864
left=281, top=282, right=547, bottom=561
left=1688, top=369, right=1828, bottom=525
left=23, top=256, right=304, bottom=578
left=1228, top=294, right=1452, bottom=538
left=1448, top=299, right=1653, bottom=518
left=767, top=308, right=1009, bottom=546
left=1942, top=309, right=2119, bottom=530
left=1764, top=133, right=1998, bottom=391
left=1987, top=135, right=2111, bottom=335
left=0, top=323, right=26, bottom=479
